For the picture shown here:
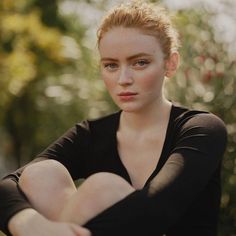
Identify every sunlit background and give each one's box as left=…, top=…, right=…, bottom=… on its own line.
left=0, top=0, right=236, bottom=235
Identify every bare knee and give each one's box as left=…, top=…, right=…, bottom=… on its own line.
left=84, top=172, right=135, bottom=197
left=19, top=160, right=76, bottom=220
left=19, top=160, right=74, bottom=192
left=59, top=172, right=135, bottom=225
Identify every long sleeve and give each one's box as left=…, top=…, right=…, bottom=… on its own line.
left=84, top=112, right=227, bottom=236
left=0, top=121, right=91, bottom=234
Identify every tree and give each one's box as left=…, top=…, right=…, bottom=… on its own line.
left=0, top=0, right=112, bottom=169
left=0, top=0, right=235, bottom=235
left=164, top=8, right=236, bottom=235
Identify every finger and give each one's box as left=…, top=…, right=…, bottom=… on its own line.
left=70, top=224, right=91, bottom=236
left=78, top=227, right=91, bottom=236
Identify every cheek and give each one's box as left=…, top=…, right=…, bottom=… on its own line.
left=102, top=74, right=115, bottom=91
left=138, top=68, right=164, bottom=89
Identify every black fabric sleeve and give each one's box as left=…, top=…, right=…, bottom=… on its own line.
left=0, top=121, right=90, bottom=234
left=35, top=121, right=90, bottom=180
left=84, top=113, right=227, bottom=236
left=0, top=179, right=32, bottom=235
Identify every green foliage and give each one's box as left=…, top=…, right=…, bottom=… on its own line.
left=0, top=0, right=235, bottom=235
left=0, top=0, right=112, bottom=167
left=164, top=8, right=236, bottom=236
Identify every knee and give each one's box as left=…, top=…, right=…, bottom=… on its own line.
left=59, top=172, right=135, bottom=224
left=19, top=160, right=73, bottom=192
left=82, top=172, right=135, bottom=198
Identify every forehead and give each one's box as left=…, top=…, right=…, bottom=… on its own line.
left=99, top=27, right=163, bottom=58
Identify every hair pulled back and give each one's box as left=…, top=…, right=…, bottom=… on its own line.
left=97, top=0, right=180, bottom=59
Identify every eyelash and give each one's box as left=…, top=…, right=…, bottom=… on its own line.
left=104, top=63, right=117, bottom=69
left=103, top=59, right=150, bottom=71
left=134, top=59, right=150, bottom=67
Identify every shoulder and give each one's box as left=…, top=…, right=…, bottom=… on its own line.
left=172, top=104, right=227, bottom=153
left=172, top=104, right=225, bottom=128
left=173, top=104, right=227, bottom=134
left=74, top=110, right=121, bottom=137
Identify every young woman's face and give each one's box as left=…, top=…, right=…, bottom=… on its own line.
left=99, top=27, right=167, bottom=112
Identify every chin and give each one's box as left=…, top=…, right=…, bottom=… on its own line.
left=117, top=104, right=143, bottom=113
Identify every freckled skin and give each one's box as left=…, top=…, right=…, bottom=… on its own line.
left=99, top=27, right=167, bottom=113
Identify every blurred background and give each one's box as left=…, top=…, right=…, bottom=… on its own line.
left=0, top=0, right=235, bottom=235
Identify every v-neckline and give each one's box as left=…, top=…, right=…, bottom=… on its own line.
left=112, top=104, right=175, bottom=189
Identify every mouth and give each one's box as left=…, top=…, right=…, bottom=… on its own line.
left=117, top=92, right=138, bottom=101
left=118, top=92, right=138, bottom=96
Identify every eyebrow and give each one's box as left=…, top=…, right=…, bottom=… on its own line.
left=100, top=53, right=152, bottom=62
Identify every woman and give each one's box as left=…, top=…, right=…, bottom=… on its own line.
left=0, top=1, right=227, bottom=236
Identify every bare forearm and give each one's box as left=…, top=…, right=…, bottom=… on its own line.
left=8, top=208, right=91, bottom=236
left=8, top=208, right=45, bottom=235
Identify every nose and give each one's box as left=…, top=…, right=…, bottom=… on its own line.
left=118, top=66, right=133, bottom=86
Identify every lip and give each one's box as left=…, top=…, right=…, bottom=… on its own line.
left=117, top=92, right=138, bottom=101
left=118, top=92, right=138, bottom=96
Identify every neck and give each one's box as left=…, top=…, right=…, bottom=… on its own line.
left=119, top=98, right=172, bottom=134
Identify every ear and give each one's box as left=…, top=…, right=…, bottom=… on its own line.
left=165, top=52, right=179, bottom=78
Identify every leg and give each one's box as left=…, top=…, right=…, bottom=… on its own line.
left=59, top=172, right=135, bottom=225
left=19, top=159, right=77, bottom=220
left=19, top=160, right=135, bottom=225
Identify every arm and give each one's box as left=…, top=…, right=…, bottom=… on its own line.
left=0, top=122, right=90, bottom=235
left=8, top=209, right=91, bottom=236
left=83, top=113, right=227, bottom=236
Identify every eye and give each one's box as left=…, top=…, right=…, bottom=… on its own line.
left=133, top=59, right=150, bottom=68
left=103, top=63, right=118, bottom=71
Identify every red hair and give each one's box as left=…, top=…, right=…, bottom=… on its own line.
left=97, top=0, right=180, bottom=59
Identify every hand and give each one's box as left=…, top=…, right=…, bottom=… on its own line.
left=35, top=221, right=91, bottom=236
left=40, top=221, right=91, bottom=236
left=8, top=209, right=91, bottom=236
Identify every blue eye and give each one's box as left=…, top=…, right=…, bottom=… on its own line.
left=134, top=60, right=150, bottom=67
left=103, top=63, right=118, bottom=71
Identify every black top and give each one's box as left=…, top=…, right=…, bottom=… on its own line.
left=0, top=104, right=227, bottom=236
